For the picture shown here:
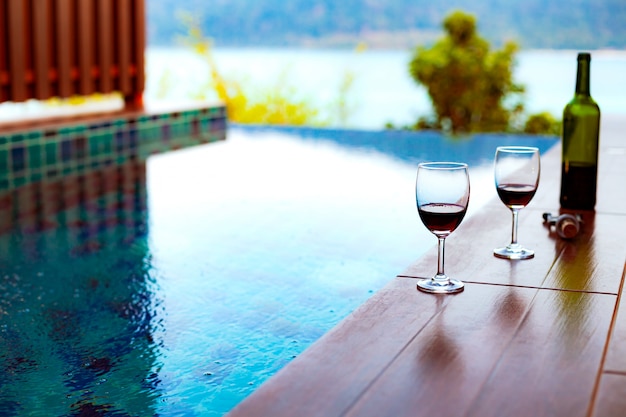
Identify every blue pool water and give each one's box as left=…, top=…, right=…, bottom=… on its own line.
left=0, top=126, right=557, bottom=416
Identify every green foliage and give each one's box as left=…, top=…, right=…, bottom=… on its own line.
left=524, top=112, right=561, bottom=135
left=176, top=14, right=355, bottom=127
left=409, top=10, right=525, bottom=133
left=45, top=93, right=122, bottom=106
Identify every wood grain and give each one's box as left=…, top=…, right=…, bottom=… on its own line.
left=465, top=290, right=615, bottom=417
left=603, top=263, right=626, bottom=373
left=592, top=373, right=626, bottom=417
left=344, top=287, right=614, bottom=417
left=344, top=283, right=538, bottom=417
left=542, top=212, right=626, bottom=294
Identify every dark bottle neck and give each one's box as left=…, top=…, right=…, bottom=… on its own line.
left=575, top=53, right=591, bottom=96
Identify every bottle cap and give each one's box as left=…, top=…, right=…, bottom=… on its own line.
left=578, top=52, right=591, bottom=61
left=559, top=218, right=579, bottom=239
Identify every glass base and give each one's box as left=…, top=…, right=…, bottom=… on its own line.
left=417, top=277, right=464, bottom=294
left=494, top=244, right=534, bottom=260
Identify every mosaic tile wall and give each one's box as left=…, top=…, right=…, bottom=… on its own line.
left=0, top=104, right=227, bottom=191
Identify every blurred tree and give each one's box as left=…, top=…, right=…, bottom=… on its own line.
left=409, top=10, right=525, bottom=133
left=177, top=13, right=355, bottom=127
left=524, top=112, right=561, bottom=135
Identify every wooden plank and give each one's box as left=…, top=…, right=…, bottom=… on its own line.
left=599, top=115, right=626, bottom=148
left=227, top=277, right=448, bottom=417
left=77, top=0, right=95, bottom=95
left=116, top=0, right=131, bottom=94
left=97, top=0, right=113, bottom=92
left=132, top=0, right=146, bottom=95
left=463, top=289, right=615, bottom=417
left=542, top=212, right=626, bottom=294
left=0, top=0, right=9, bottom=101
left=592, top=373, right=626, bottom=417
left=32, top=0, right=51, bottom=99
left=55, top=0, right=74, bottom=97
left=344, top=283, right=538, bottom=417
left=596, top=144, right=626, bottom=215
left=7, top=0, right=27, bottom=101
left=603, top=262, right=626, bottom=372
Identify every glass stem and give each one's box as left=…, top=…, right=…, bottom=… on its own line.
left=510, top=209, right=519, bottom=245
left=435, top=236, right=447, bottom=282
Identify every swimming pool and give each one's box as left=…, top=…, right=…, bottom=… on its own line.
left=0, top=125, right=557, bottom=416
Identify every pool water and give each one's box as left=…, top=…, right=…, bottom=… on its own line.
left=0, top=126, right=557, bottom=416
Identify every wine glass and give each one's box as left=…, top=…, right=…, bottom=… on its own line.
left=493, top=146, right=540, bottom=260
left=415, top=162, right=470, bottom=294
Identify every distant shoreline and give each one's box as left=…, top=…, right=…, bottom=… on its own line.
left=147, top=42, right=626, bottom=54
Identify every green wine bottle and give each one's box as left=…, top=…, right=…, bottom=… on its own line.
left=560, top=52, right=601, bottom=210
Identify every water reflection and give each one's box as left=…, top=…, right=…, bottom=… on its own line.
left=551, top=211, right=596, bottom=336
left=416, top=296, right=464, bottom=377
left=0, top=158, right=162, bottom=416
left=495, top=289, right=528, bottom=329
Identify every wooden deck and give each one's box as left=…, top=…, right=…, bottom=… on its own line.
left=227, top=115, right=626, bottom=417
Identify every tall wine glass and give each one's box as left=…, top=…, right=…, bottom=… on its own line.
left=493, top=146, right=540, bottom=260
left=415, top=162, right=470, bottom=294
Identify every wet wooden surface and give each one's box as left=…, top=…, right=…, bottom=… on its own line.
left=227, top=115, right=626, bottom=417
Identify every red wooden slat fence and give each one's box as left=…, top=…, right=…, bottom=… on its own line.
left=0, top=0, right=145, bottom=107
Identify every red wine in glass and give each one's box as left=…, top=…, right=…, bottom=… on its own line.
left=415, top=162, right=470, bottom=294
left=418, top=203, right=467, bottom=236
left=493, top=147, right=540, bottom=260
left=496, top=183, right=537, bottom=208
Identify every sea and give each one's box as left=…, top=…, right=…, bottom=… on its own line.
left=144, top=47, right=626, bottom=129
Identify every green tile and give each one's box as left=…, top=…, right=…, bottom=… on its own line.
left=27, top=131, right=43, bottom=143
left=0, top=149, right=8, bottom=173
left=89, top=135, right=100, bottom=156
left=58, top=126, right=73, bottom=136
left=101, top=133, right=113, bottom=154
left=171, top=123, right=180, bottom=136
left=137, top=127, right=149, bottom=141
left=28, top=144, right=43, bottom=169
left=14, top=176, right=26, bottom=187
left=153, top=125, right=162, bottom=140
left=45, top=142, right=58, bottom=165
